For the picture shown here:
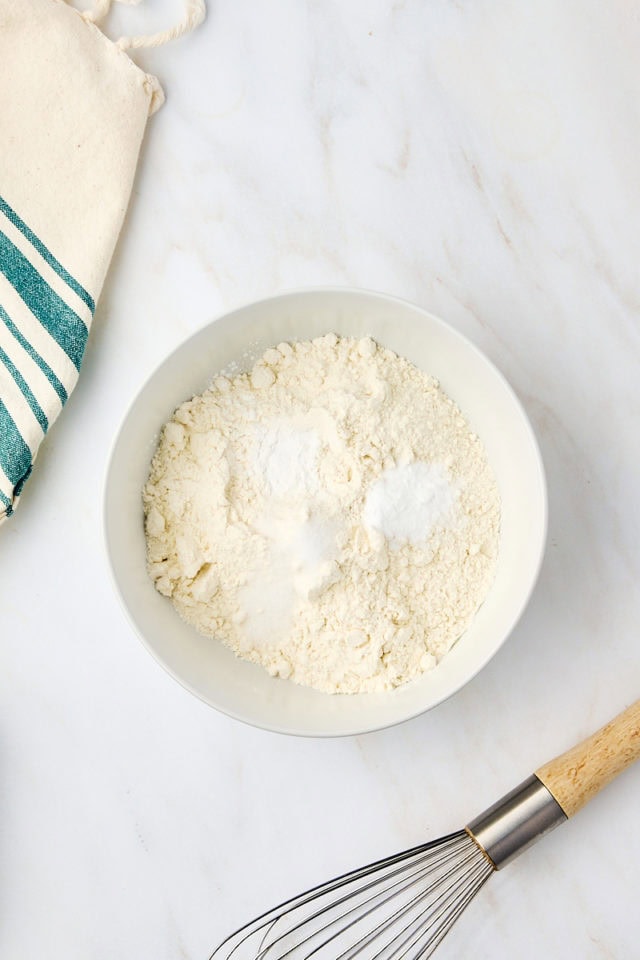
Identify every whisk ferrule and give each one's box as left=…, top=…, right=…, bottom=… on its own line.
left=466, top=774, right=567, bottom=870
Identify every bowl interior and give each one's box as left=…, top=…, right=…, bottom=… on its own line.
left=104, top=289, right=546, bottom=736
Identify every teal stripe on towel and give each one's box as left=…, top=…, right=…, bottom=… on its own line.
left=0, top=399, right=32, bottom=486
left=0, top=305, right=68, bottom=404
left=0, top=487, right=12, bottom=515
left=0, top=195, right=95, bottom=313
left=0, top=345, right=48, bottom=433
left=0, top=229, right=88, bottom=370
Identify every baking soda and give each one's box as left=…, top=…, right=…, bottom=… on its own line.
left=363, top=462, right=457, bottom=546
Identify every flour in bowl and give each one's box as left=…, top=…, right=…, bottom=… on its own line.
left=143, top=334, right=500, bottom=694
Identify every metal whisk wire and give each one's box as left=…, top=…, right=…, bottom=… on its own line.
left=210, top=832, right=494, bottom=960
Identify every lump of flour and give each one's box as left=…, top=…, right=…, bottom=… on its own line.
left=143, top=334, right=500, bottom=694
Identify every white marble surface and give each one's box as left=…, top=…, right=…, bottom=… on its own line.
left=2, top=1, right=640, bottom=956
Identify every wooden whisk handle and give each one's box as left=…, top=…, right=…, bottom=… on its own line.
left=535, top=699, right=640, bottom=817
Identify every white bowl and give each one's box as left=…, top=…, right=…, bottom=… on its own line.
left=104, top=288, right=546, bottom=737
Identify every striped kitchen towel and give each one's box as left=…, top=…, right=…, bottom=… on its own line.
left=0, top=0, right=204, bottom=523
left=0, top=195, right=95, bottom=516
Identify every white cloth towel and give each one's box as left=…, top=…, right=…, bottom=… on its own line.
left=0, top=0, right=203, bottom=521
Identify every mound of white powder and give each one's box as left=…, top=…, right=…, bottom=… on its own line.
left=143, top=334, right=500, bottom=694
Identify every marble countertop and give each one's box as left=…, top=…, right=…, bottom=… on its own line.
left=2, top=1, right=639, bottom=957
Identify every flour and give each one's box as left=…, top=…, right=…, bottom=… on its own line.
left=143, top=334, right=501, bottom=694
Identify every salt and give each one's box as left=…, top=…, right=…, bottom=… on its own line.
left=363, top=462, right=456, bottom=546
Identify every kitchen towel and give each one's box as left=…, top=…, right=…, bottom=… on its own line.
left=0, top=0, right=204, bottom=523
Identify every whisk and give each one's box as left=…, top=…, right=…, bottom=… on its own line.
left=210, top=699, right=640, bottom=960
